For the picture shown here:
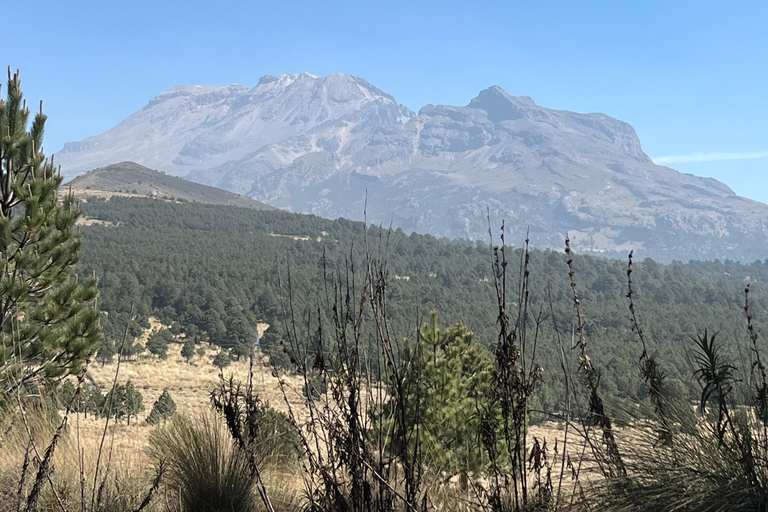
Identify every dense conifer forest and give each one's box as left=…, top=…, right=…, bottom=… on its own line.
left=76, top=196, right=768, bottom=414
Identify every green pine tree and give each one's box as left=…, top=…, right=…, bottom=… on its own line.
left=212, top=350, right=231, bottom=370
left=103, top=379, right=144, bottom=425
left=146, top=388, right=176, bottom=425
left=120, top=337, right=144, bottom=360
left=181, top=337, right=196, bottom=363
left=146, top=328, right=172, bottom=359
left=376, top=310, right=496, bottom=480
left=97, top=337, right=116, bottom=365
left=0, top=69, right=100, bottom=395
left=123, top=380, right=144, bottom=425
left=82, top=385, right=105, bottom=418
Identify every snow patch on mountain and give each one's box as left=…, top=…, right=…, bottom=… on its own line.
left=57, top=73, right=768, bottom=261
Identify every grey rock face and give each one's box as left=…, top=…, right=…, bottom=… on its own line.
left=57, top=73, right=768, bottom=262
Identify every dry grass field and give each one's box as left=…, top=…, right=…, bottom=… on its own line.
left=0, top=317, right=617, bottom=511
left=84, top=318, right=310, bottom=441
left=0, top=318, right=314, bottom=511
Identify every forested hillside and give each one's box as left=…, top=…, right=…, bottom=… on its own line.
left=76, top=196, right=768, bottom=413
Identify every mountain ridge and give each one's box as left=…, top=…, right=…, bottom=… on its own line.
left=56, top=72, right=768, bottom=262
left=67, top=161, right=276, bottom=210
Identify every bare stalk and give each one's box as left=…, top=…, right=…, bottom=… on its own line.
left=565, top=235, right=625, bottom=478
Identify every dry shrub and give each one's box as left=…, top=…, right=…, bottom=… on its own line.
left=0, top=396, right=159, bottom=512
left=147, top=414, right=257, bottom=512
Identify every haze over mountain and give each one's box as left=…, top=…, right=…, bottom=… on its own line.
left=57, top=72, right=768, bottom=262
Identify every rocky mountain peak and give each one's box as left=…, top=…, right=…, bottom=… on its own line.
left=468, top=86, right=537, bottom=122
left=55, top=73, right=768, bottom=262
left=256, top=71, right=317, bottom=86
left=251, top=72, right=403, bottom=107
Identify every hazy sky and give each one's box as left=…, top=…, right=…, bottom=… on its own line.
left=6, top=1, right=768, bottom=202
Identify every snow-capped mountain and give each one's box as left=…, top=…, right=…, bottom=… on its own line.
left=57, top=72, right=768, bottom=261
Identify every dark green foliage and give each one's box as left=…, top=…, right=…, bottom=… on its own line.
left=213, top=350, right=231, bottom=370
left=81, top=384, right=105, bottom=417
left=0, top=70, right=100, bottom=393
left=59, top=380, right=104, bottom=417
left=146, top=388, right=177, bottom=425
left=183, top=323, right=199, bottom=338
left=75, top=195, right=768, bottom=412
left=147, top=328, right=173, bottom=359
left=225, top=317, right=253, bottom=360
left=302, top=374, right=327, bottom=402
left=119, top=337, right=145, bottom=360
left=170, top=321, right=184, bottom=335
left=97, top=336, right=116, bottom=364
left=376, top=310, right=495, bottom=477
left=181, top=337, right=196, bottom=363
left=103, top=379, right=144, bottom=425
left=260, top=326, right=291, bottom=370
left=230, top=341, right=250, bottom=362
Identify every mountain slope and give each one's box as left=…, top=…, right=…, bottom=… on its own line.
left=57, top=73, right=768, bottom=261
left=67, top=161, right=275, bottom=210
left=59, top=73, right=413, bottom=177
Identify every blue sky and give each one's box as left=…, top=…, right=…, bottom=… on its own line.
left=6, top=1, right=768, bottom=202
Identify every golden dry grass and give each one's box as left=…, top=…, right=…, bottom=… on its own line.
left=0, top=317, right=311, bottom=511
left=86, top=318, right=309, bottom=438
left=0, top=316, right=627, bottom=511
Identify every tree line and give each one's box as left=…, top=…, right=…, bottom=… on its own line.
left=75, top=196, right=768, bottom=413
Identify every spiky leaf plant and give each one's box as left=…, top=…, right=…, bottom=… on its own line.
left=588, top=331, right=768, bottom=512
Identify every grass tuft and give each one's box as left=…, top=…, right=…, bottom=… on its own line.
left=148, top=414, right=258, bottom=512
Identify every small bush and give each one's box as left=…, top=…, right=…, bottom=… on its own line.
left=147, top=328, right=173, bottom=359
left=181, top=338, right=196, bottom=363
left=213, top=350, right=232, bottom=370
left=146, top=389, right=177, bottom=425
left=148, top=415, right=257, bottom=512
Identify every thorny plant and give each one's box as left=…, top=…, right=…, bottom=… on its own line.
left=209, top=376, right=276, bottom=512
left=745, top=283, right=768, bottom=428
